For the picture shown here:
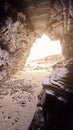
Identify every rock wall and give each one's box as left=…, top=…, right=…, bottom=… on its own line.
left=0, top=0, right=73, bottom=82
left=0, top=1, right=35, bottom=82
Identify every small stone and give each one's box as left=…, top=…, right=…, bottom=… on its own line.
left=8, top=116, right=11, bottom=119
left=15, top=118, right=19, bottom=122
left=21, top=102, right=26, bottom=107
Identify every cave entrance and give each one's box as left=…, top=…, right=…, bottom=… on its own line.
left=25, top=34, right=63, bottom=72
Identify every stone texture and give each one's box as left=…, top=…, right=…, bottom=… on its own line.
left=0, top=8, right=35, bottom=82
left=0, top=0, right=73, bottom=81
left=29, top=58, right=73, bottom=130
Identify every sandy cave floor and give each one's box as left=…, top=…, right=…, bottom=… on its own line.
left=0, top=70, right=50, bottom=130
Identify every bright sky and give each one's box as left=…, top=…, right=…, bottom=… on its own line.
left=26, top=34, right=62, bottom=62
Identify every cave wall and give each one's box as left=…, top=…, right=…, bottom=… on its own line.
left=0, top=0, right=36, bottom=82
left=0, top=0, right=73, bottom=82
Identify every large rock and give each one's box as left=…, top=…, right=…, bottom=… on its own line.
left=29, top=58, right=73, bottom=130
left=0, top=11, right=35, bottom=82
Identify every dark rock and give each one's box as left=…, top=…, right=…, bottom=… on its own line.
left=8, top=116, right=11, bottom=119
left=29, top=58, right=73, bottom=130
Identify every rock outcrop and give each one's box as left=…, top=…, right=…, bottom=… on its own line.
left=29, top=58, right=73, bottom=130
left=0, top=1, right=35, bottom=81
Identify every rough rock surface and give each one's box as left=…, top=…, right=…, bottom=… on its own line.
left=29, top=58, right=73, bottom=130
left=0, top=0, right=73, bottom=81
left=0, top=3, right=35, bottom=81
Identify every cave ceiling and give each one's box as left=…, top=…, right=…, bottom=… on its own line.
left=0, top=0, right=73, bottom=39
left=0, top=0, right=73, bottom=82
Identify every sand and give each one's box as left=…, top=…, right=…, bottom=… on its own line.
left=0, top=70, right=50, bottom=130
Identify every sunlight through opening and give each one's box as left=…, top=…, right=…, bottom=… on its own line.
left=25, top=34, right=62, bottom=71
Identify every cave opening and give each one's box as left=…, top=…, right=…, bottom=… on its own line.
left=25, top=34, right=63, bottom=72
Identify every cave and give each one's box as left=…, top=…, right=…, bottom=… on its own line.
left=0, top=0, right=72, bottom=82
left=0, top=0, right=73, bottom=130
